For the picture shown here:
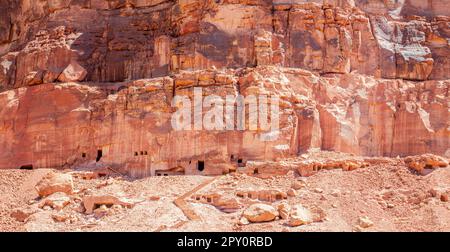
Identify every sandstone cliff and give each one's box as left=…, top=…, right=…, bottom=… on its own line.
left=1, top=0, right=450, bottom=89
left=0, top=66, right=448, bottom=176
left=0, top=0, right=448, bottom=176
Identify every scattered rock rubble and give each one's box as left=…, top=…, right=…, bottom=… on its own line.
left=404, top=154, right=449, bottom=175
left=1, top=151, right=449, bottom=231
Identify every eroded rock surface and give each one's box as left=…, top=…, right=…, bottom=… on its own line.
left=1, top=0, right=449, bottom=92
left=0, top=1, right=448, bottom=177
left=0, top=66, right=448, bottom=176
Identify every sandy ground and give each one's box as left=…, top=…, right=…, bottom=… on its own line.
left=1, top=157, right=449, bottom=232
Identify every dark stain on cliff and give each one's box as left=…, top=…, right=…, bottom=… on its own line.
left=197, top=22, right=233, bottom=63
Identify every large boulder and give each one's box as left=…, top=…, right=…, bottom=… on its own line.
left=242, top=203, right=279, bottom=223
left=35, top=172, right=74, bottom=197
left=57, top=61, right=87, bottom=82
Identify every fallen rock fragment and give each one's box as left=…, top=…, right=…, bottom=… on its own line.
left=52, top=213, right=78, bottom=223
left=287, top=188, right=297, bottom=197
left=149, top=196, right=160, bottom=201
left=243, top=203, right=278, bottom=223
left=93, top=205, right=110, bottom=218
left=291, top=180, right=306, bottom=190
left=441, top=193, right=449, bottom=202
left=238, top=217, right=250, bottom=225
left=310, top=206, right=327, bottom=222
left=358, top=216, right=374, bottom=228
left=404, top=154, right=449, bottom=175
left=331, top=189, right=341, bottom=197
left=314, top=188, right=323, bottom=193
left=429, top=189, right=438, bottom=197
left=10, top=207, right=38, bottom=222
left=213, top=198, right=241, bottom=213
left=58, top=61, right=87, bottom=82
left=35, top=172, right=74, bottom=197
left=82, top=195, right=136, bottom=214
left=277, top=203, right=291, bottom=220
left=287, top=204, right=313, bottom=227
left=39, top=192, right=71, bottom=210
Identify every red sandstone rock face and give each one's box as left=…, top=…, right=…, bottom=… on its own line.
left=0, top=1, right=448, bottom=176
left=0, top=66, right=448, bottom=176
left=1, top=0, right=450, bottom=91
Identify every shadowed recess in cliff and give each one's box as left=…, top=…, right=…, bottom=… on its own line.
left=68, top=7, right=172, bottom=83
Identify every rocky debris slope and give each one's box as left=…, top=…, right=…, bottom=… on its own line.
left=1, top=151, right=449, bottom=232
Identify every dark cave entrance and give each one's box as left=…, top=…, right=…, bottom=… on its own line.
left=197, top=161, right=205, bottom=172
left=238, top=158, right=245, bottom=167
left=96, top=150, right=102, bottom=162
left=19, top=164, right=33, bottom=170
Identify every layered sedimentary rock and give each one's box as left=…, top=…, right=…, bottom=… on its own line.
left=0, top=0, right=448, bottom=177
left=0, top=66, right=448, bottom=176
left=1, top=0, right=450, bottom=91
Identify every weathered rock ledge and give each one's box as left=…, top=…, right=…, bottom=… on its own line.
left=0, top=66, right=447, bottom=176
